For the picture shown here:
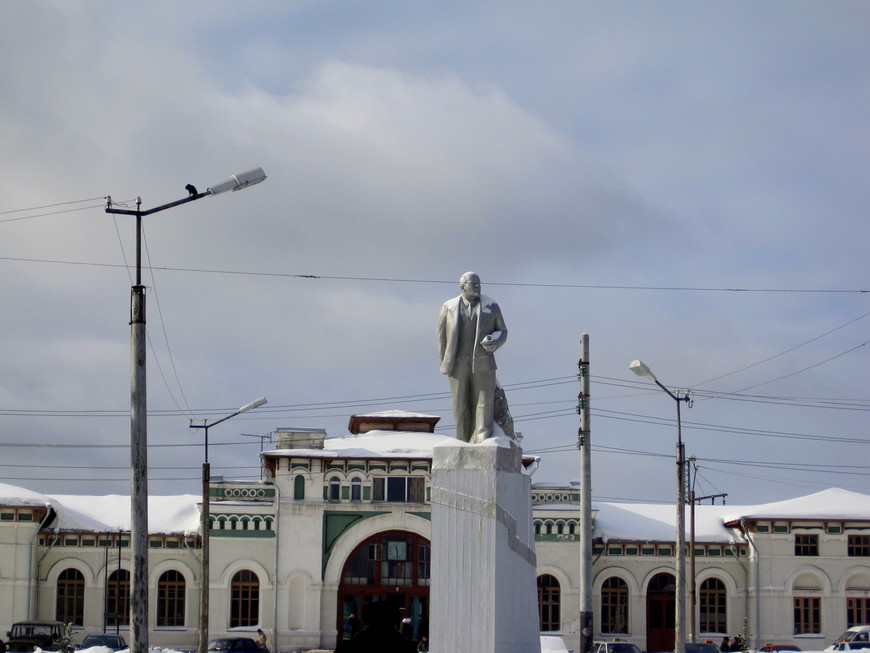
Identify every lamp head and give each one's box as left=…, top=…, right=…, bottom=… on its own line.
left=207, top=167, right=267, bottom=196
left=629, top=359, right=656, bottom=381
left=238, top=396, right=268, bottom=414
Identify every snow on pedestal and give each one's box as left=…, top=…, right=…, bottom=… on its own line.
left=430, top=434, right=540, bottom=653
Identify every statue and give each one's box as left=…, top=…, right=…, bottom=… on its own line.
left=436, top=271, right=514, bottom=443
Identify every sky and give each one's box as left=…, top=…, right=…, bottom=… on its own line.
left=1, top=1, right=868, bottom=506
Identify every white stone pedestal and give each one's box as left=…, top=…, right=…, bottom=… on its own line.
left=430, top=436, right=540, bottom=653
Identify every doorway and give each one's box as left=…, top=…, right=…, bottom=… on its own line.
left=337, top=530, right=430, bottom=644
left=647, top=572, right=676, bottom=653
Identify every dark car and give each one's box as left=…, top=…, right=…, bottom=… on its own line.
left=78, top=635, right=127, bottom=651
left=687, top=644, right=722, bottom=653
left=6, top=621, right=66, bottom=653
left=207, top=638, right=266, bottom=653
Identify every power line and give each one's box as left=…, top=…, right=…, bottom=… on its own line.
left=0, top=256, right=866, bottom=294
left=693, top=309, right=870, bottom=387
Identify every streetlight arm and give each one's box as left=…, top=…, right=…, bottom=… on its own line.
left=630, top=359, right=690, bottom=404
left=105, top=167, right=266, bottom=216
left=189, top=396, right=268, bottom=431
left=106, top=192, right=209, bottom=217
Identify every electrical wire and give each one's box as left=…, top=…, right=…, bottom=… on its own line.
left=692, top=309, right=870, bottom=387
left=0, top=197, right=109, bottom=224
left=0, top=255, right=867, bottom=294
left=142, top=226, right=194, bottom=418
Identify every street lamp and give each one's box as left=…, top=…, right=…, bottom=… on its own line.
left=189, top=396, right=268, bottom=653
left=105, top=168, right=266, bottom=653
left=630, top=360, right=692, bottom=653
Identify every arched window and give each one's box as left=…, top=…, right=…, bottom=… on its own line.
left=328, top=477, right=341, bottom=502
left=157, top=570, right=186, bottom=627
left=56, top=568, right=85, bottom=625
left=846, top=571, right=870, bottom=627
left=350, top=478, right=362, bottom=502
left=601, top=576, right=629, bottom=633
left=293, top=475, right=305, bottom=500
left=538, top=574, right=561, bottom=631
left=700, top=577, right=727, bottom=633
left=230, top=570, right=260, bottom=628
left=107, top=569, right=130, bottom=626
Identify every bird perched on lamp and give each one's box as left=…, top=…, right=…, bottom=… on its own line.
left=185, top=184, right=198, bottom=197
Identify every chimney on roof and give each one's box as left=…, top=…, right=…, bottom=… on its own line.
left=274, top=428, right=327, bottom=450
left=348, top=411, right=440, bottom=434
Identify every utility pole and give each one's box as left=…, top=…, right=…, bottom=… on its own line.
left=688, top=456, right=728, bottom=643
left=630, top=360, right=691, bottom=653
left=578, top=334, right=593, bottom=653
left=105, top=167, right=266, bottom=653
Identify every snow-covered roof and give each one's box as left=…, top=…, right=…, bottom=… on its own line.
left=0, top=483, right=200, bottom=535
left=265, top=429, right=456, bottom=459
left=535, top=488, right=870, bottom=543
left=721, top=488, right=870, bottom=524
left=0, top=482, right=52, bottom=508
left=350, top=410, right=440, bottom=419
left=592, top=501, right=739, bottom=542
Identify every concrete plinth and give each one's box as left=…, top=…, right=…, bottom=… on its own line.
left=430, top=436, right=540, bottom=653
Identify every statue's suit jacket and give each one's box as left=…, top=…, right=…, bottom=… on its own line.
left=437, top=294, right=507, bottom=376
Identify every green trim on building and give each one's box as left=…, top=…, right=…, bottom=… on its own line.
left=536, top=534, right=579, bottom=542
left=211, top=530, right=275, bottom=538
left=408, top=512, right=431, bottom=521
left=322, top=510, right=389, bottom=578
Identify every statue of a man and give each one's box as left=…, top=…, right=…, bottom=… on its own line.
left=436, top=272, right=508, bottom=443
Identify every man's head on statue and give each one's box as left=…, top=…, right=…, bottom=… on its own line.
left=459, top=271, right=481, bottom=303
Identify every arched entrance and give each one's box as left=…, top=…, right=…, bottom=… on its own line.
left=337, top=530, right=430, bottom=645
left=646, top=572, right=676, bottom=653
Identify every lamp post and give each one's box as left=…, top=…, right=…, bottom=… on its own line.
left=105, top=168, right=266, bottom=653
left=630, top=360, right=692, bottom=653
left=189, top=396, right=268, bottom=653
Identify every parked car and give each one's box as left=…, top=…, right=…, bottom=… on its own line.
left=760, top=646, right=801, bottom=653
left=826, top=644, right=870, bottom=652
left=77, top=634, right=127, bottom=651
left=5, top=621, right=66, bottom=653
left=832, top=628, right=870, bottom=645
left=206, top=638, right=267, bottom=653
left=687, top=644, right=722, bottom=653
left=541, top=635, right=573, bottom=652
left=593, top=640, right=643, bottom=653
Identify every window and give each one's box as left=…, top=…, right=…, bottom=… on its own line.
left=795, top=534, right=819, bottom=556
left=56, top=568, right=85, bottom=626
left=601, top=576, right=628, bottom=633
left=157, top=570, right=185, bottom=627
left=700, top=577, right=727, bottom=633
left=372, top=476, right=425, bottom=503
left=849, top=535, right=870, bottom=557
left=328, top=477, right=341, bottom=502
left=794, top=597, right=821, bottom=634
left=107, top=569, right=130, bottom=626
left=538, top=574, right=561, bottom=632
left=848, top=598, right=870, bottom=628
left=293, top=476, right=305, bottom=500
left=340, top=531, right=430, bottom=587
left=230, top=570, right=259, bottom=628
left=350, top=478, right=362, bottom=502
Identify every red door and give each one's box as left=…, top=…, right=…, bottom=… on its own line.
left=647, top=573, right=676, bottom=653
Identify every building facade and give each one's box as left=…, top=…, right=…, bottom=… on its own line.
left=1, top=412, right=868, bottom=652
